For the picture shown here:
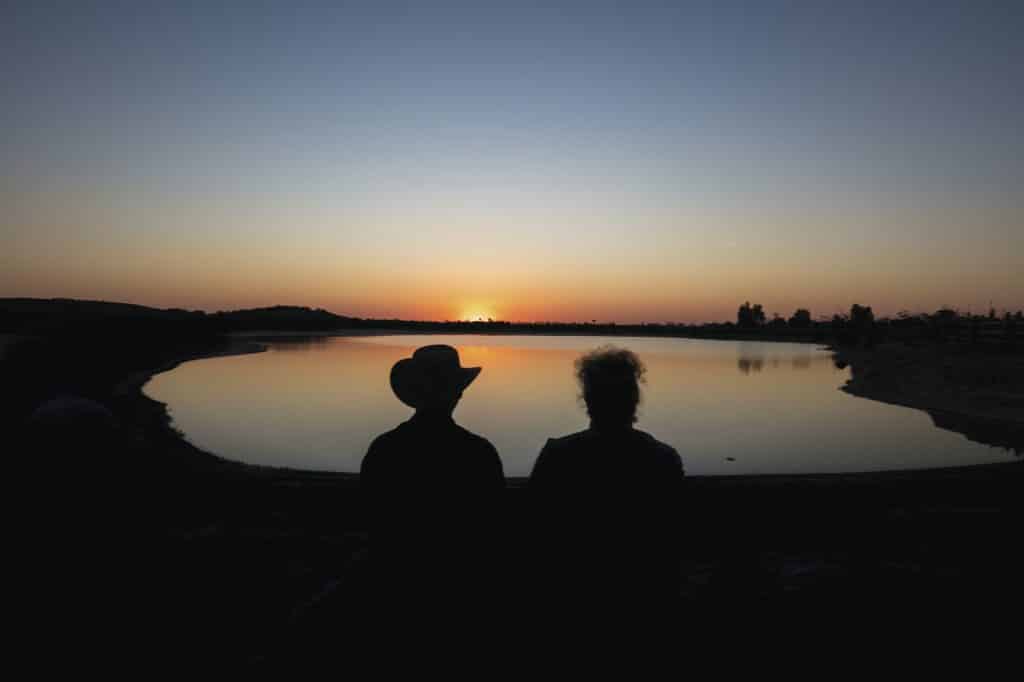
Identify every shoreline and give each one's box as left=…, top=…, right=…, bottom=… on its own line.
left=111, top=334, right=368, bottom=484
left=833, top=345, right=1024, bottom=454
left=226, top=327, right=829, bottom=345
left=119, top=331, right=1021, bottom=486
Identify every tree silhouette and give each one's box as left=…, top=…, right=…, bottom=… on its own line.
left=788, top=308, right=812, bottom=328
left=850, top=304, right=874, bottom=327
left=850, top=304, right=875, bottom=347
left=737, top=302, right=752, bottom=327
left=737, top=302, right=766, bottom=328
left=753, top=304, right=765, bottom=326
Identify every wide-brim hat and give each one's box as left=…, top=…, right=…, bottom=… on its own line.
left=390, top=344, right=481, bottom=409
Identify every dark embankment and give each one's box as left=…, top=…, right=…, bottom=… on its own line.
left=835, top=343, right=1024, bottom=454
left=4, top=297, right=1022, bottom=664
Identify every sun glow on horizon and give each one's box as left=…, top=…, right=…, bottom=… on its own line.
left=460, top=307, right=498, bottom=323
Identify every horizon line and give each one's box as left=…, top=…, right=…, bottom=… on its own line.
left=4, top=296, right=1022, bottom=327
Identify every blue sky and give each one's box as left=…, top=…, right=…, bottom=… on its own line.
left=3, top=1, right=1022, bottom=320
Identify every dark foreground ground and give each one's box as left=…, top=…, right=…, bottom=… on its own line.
left=25, top=436, right=1020, bottom=667
left=4, top=325, right=1022, bottom=667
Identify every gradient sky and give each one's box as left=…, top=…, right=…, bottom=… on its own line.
left=3, top=1, right=1022, bottom=322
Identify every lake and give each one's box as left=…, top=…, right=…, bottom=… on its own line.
left=144, top=334, right=1015, bottom=477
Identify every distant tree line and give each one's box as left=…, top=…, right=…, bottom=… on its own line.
left=2, top=298, right=1021, bottom=350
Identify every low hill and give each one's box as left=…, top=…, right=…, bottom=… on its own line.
left=210, top=305, right=358, bottom=331
left=0, top=298, right=360, bottom=334
left=0, top=298, right=204, bottom=334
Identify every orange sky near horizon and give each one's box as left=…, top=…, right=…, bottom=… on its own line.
left=4, top=183, right=1021, bottom=323
left=4, top=3, right=1023, bottom=324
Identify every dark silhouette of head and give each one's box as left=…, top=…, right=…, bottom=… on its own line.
left=575, top=346, right=646, bottom=429
left=389, top=344, right=481, bottom=417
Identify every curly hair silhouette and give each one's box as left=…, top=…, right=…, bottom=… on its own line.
left=575, top=345, right=646, bottom=428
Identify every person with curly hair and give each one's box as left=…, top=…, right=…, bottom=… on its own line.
left=528, top=346, right=685, bottom=610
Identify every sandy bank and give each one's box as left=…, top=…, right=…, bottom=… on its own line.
left=834, top=344, right=1024, bottom=453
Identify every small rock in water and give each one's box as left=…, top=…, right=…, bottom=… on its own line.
left=725, top=457, right=736, bottom=462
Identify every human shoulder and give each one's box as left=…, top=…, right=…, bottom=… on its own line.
left=532, top=430, right=591, bottom=472
left=542, top=429, right=592, bottom=452
left=454, top=423, right=499, bottom=453
left=450, top=424, right=505, bottom=482
left=361, top=423, right=408, bottom=473
left=634, top=430, right=684, bottom=472
left=366, top=422, right=407, bottom=450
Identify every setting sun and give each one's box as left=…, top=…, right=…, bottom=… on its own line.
left=460, top=308, right=497, bottom=322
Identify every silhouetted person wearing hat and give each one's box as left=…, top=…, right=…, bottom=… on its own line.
left=360, top=345, right=505, bottom=618
left=528, top=346, right=684, bottom=613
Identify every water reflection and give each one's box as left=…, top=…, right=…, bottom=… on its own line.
left=738, top=350, right=825, bottom=374
left=144, top=334, right=1015, bottom=477
left=262, top=336, right=332, bottom=352
left=737, top=356, right=764, bottom=374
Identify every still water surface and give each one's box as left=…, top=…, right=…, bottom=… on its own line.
left=145, top=334, right=1014, bottom=476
